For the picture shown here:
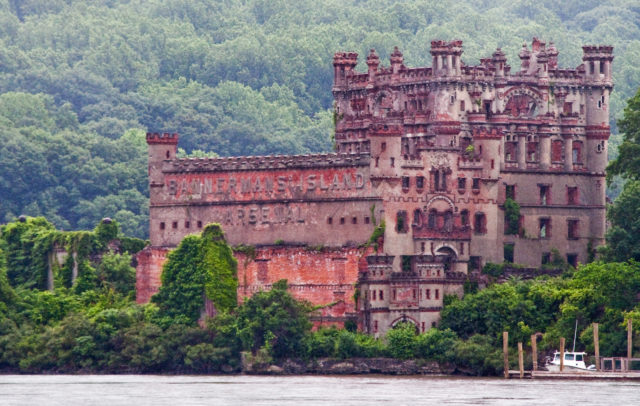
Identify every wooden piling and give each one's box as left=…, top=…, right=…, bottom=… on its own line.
left=560, top=337, right=565, bottom=372
left=593, top=323, right=600, bottom=371
left=531, top=334, right=538, bottom=371
left=503, top=331, right=509, bottom=378
left=518, top=342, right=524, bottom=379
left=628, top=319, right=633, bottom=371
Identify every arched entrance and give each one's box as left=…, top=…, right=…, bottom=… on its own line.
left=435, top=246, right=457, bottom=271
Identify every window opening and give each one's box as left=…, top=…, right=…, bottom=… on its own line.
left=396, top=211, right=408, bottom=233
left=539, top=185, right=550, bottom=205
left=504, top=243, right=515, bottom=263
left=568, top=219, right=579, bottom=240
left=539, top=218, right=551, bottom=238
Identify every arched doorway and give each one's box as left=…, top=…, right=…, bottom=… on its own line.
left=435, top=246, right=457, bottom=271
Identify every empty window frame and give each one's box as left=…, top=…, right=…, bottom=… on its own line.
left=539, top=185, right=551, bottom=205
left=402, top=176, right=410, bottom=189
left=396, top=211, right=408, bottom=233
left=539, top=218, right=551, bottom=238
left=567, top=186, right=579, bottom=205
left=460, top=209, right=470, bottom=227
left=567, top=219, right=579, bottom=240
left=504, top=243, right=515, bottom=263
left=572, top=141, right=583, bottom=164
left=474, top=213, right=487, bottom=234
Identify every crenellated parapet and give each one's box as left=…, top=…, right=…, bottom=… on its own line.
left=162, top=153, right=371, bottom=173
left=146, top=132, right=179, bottom=145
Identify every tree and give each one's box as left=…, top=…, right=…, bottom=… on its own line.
left=604, top=88, right=640, bottom=261
left=607, top=87, right=640, bottom=182
left=235, top=279, right=312, bottom=359
left=601, top=181, right=640, bottom=261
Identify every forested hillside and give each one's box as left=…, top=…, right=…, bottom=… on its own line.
left=1, top=0, right=639, bottom=237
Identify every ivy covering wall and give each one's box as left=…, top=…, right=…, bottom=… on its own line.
left=152, top=224, right=238, bottom=324
left=0, top=216, right=145, bottom=293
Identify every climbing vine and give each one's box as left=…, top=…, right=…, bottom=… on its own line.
left=504, top=198, right=521, bottom=235
left=0, top=217, right=145, bottom=292
left=152, top=224, right=238, bottom=324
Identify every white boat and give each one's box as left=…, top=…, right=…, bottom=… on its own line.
left=546, top=350, right=596, bottom=371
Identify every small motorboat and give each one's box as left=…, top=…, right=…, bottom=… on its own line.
left=546, top=350, right=596, bottom=371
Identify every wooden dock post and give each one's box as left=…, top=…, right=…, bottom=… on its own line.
left=503, top=331, right=509, bottom=378
left=518, top=342, right=524, bottom=378
left=531, top=334, right=538, bottom=371
left=593, top=323, right=600, bottom=371
left=628, top=319, right=633, bottom=372
left=560, top=337, right=565, bottom=372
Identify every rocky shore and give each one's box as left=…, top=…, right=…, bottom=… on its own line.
left=242, top=357, right=455, bottom=375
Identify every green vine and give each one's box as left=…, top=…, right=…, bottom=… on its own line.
left=0, top=217, right=145, bottom=292
left=234, top=244, right=257, bottom=267
left=152, top=223, right=238, bottom=324
left=504, top=198, right=521, bottom=235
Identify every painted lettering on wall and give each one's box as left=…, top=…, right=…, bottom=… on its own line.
left=208, top=205, right=306, bottom=226
left=167, top=171, right=367, bottom=200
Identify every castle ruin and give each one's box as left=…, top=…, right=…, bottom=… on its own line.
left=137, top=38, right=613, bottom=336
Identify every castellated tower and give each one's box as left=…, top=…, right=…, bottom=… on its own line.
left=139, top=38, right=612, bottom=336
left=332, top=38, right=613, bottom=335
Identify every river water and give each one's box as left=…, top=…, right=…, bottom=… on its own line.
left=1, top=374, right=638, bottom=405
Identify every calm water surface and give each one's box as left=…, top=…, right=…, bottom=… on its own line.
left=1, top=374, right=638, bottom=406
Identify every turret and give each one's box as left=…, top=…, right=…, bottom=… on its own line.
left=547, top=42, right=559, bottom=69
left=430, top=40, right=463, bottom=77
left=333, top=51, right=358, bottom=87
left=582, top=45, right=614, bottom=84
left=491, top=48, right=507, bottom=77
left=146, top=132, right=178, bottom=189
left=518, top=42, right=530, bottom=73
left=390, top=46, right=403, bottom=75
left=536, top=49, right=549, bottom=78
left=366, top=49, right=380, bottom=82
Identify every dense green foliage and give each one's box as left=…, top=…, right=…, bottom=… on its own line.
left=234, top=280, right=311, bottom=359
left=607, top=87, right=640, bottom=182
left=603, top=88, right=640, bottom=261
left=442, top=261, right=640, bottom=358
left=1, top=0, right=638, bottom=236
left=1, top=215, right=640, bottom=374
left=152, top=224, right=237, bottom=324
left=0, top=216, right=144, bottom=292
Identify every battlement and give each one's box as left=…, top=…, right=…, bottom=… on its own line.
left=429, top=40, right=463, bottom=55
left=146, top=132, right=179, bottom=145
left=163, top=152, right=371, bottom=173
left=582, top=45, right=614, bottom=58
left=333, top=38, right=613, bottom=89
left=333, top=51, right=359, bottom=66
